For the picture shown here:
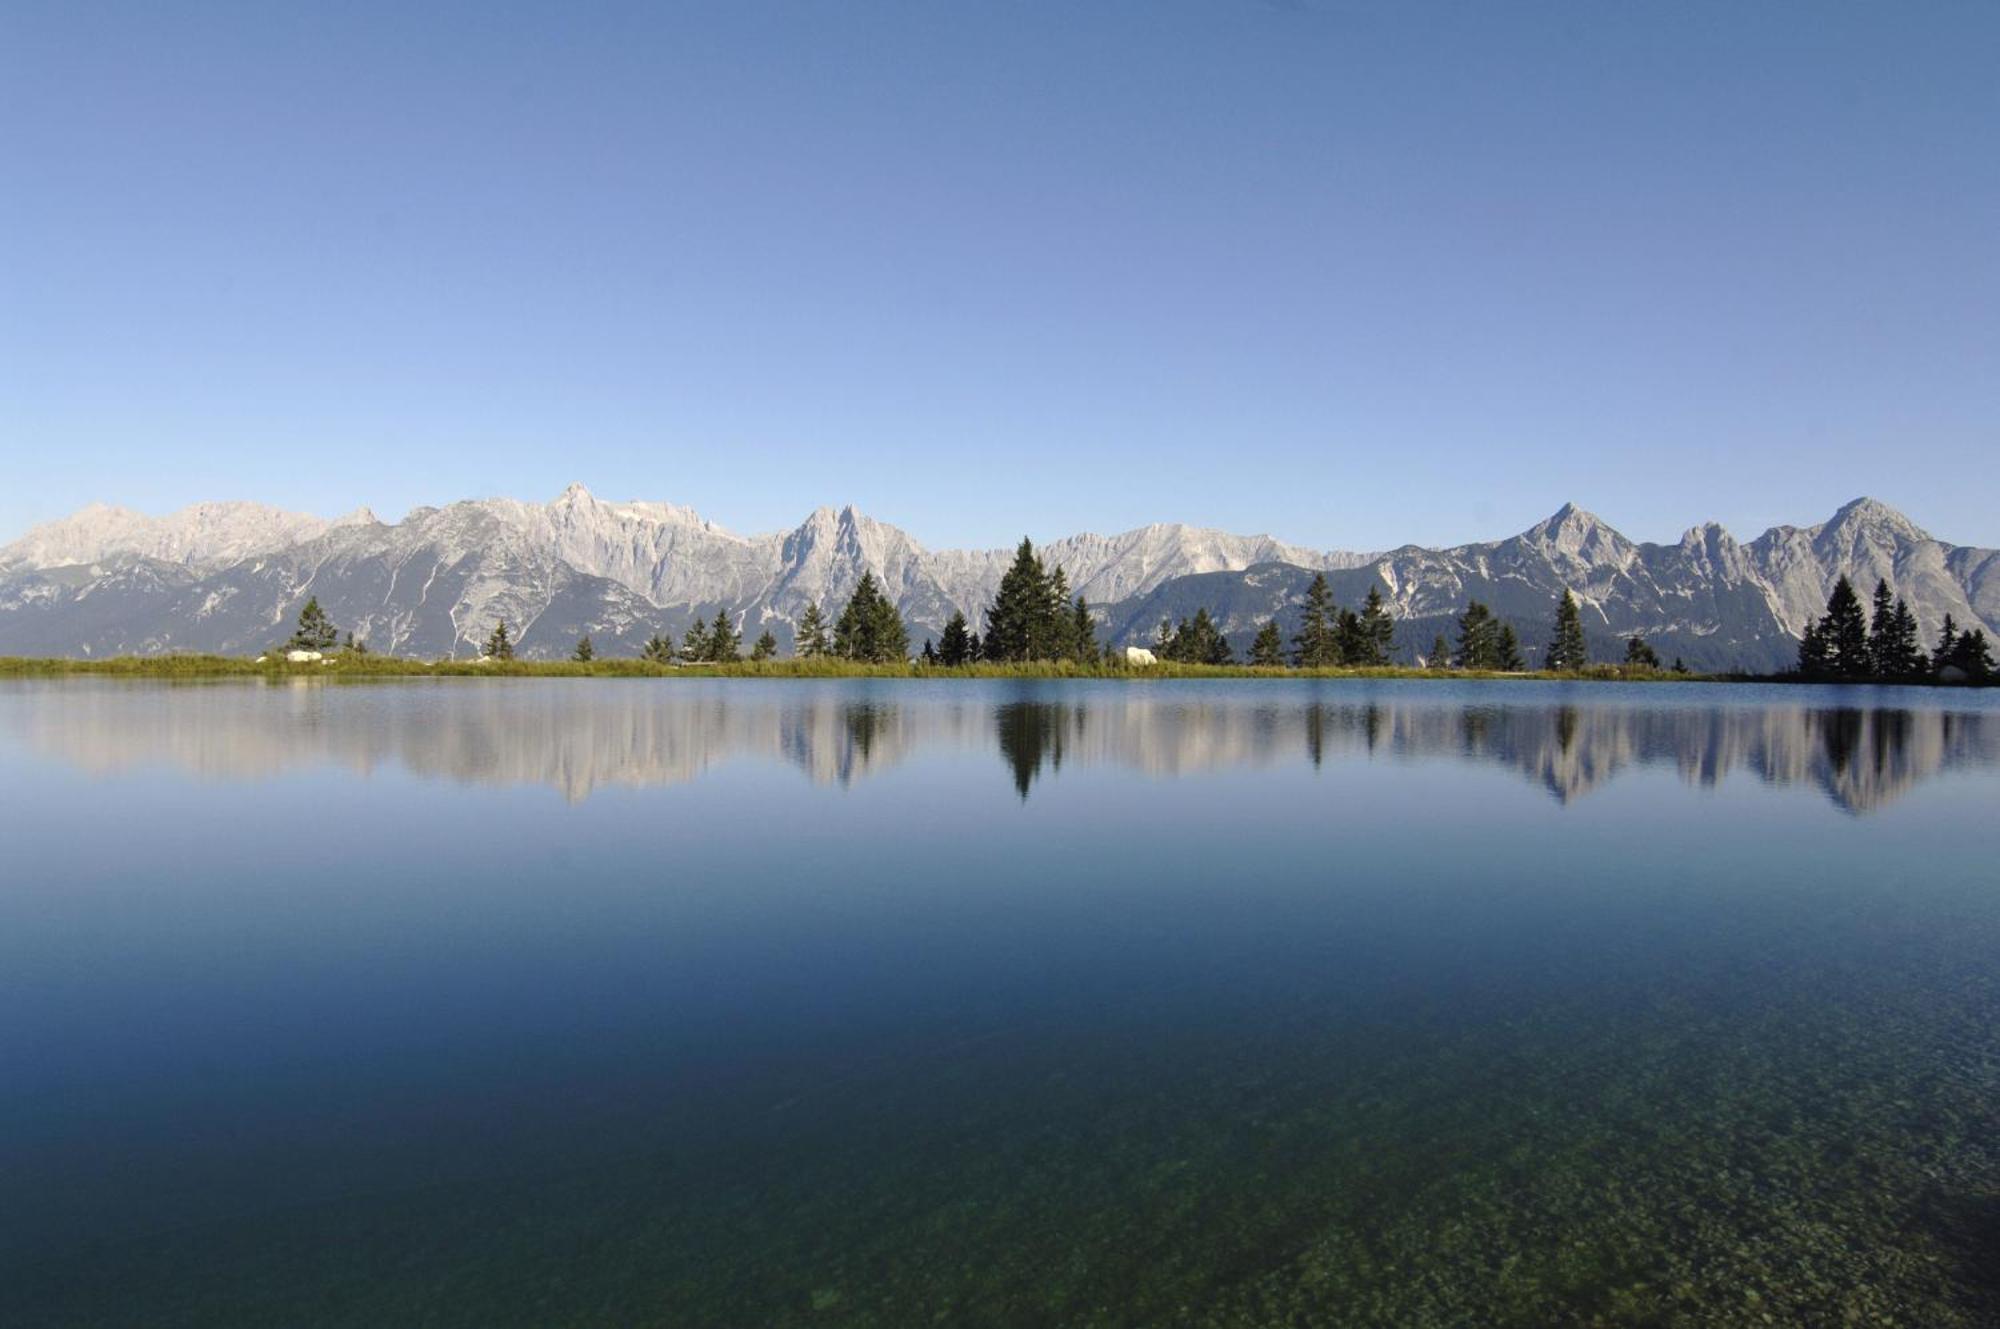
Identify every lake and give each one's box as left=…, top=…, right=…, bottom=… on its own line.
left=4, top=677, right=1999, bottom=1326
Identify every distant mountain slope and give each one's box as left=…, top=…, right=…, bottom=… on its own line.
left=0, top=487, right=1993, bottom=670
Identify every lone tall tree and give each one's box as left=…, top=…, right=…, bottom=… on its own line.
left=571, top=635, right=594, bottom=663
left=984, top=538, right=1058, bottom=661
left=794, top=603, right=831, bottom=658
left=1544, top=590, right=1588, bottom=672
left=1292, top=573, right=1338, bottom=667
left=288, top=596, right=339, bottom=652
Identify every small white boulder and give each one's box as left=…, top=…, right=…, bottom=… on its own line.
left=1123, top=646, right=1158, bottom=667
left=285, top=649, right=324, bottom=663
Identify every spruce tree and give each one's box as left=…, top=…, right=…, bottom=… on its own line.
left=1623, top=635, right=1661, bottom=669
left=938, top=611, right=973, bottom=666
left=833, top=571, right=907, bottom=663
left=1455, top=601, right=1497, bottom=669
left=1886, top=599, right=1921, bottom=677
left=288, top=596, right=339, bottom=651
left=1797, top=618, right=1829, bottom=676
left=641, top=632, right=675, bottom=664
left=483, top=619, right=515, bottom=661
left=1356, top=586, right=1394, bottom=666
left=967, top=631, right=981, bottom=660
left=1072, top=592, right=1104, bottom=660
left=794, top=603, right=831, bottom=658
left=920, top=639, right=937, bottom=664
left=1428, top=633, right=1450, bottom=670
left=572, top=635, right=594, bottom=663
left=1045, top=565, right=1073, bottom=660
left=681, top=617, right=709, bottom=662
left=751, top=629, right=777, bottom=661
left=1250, top=619, right=1285, bottom=667
left=1545, top=590, right=1588, bottom=672
left=1820, top=576, right=1871, bottom=678
left=1868, top=580, right=1896, bottom=675
left=707, top=610, right=743, bottom=663
left=1293, top=572, right=1337, bottom=667
left=984, top=538, right=1052, bottom=661
left=1932, top=614, right=1959, bottom=676
left=1154, top=619, right=1174, bottom=656
left=1494, top=622, right=1525, bottom=672
left=1334, top=609, right=1365, bottom=667
left=1946, top=628, right=1994, bottom=679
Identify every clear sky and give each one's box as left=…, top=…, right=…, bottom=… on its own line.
left=3, top=1, right=1996, bottom=552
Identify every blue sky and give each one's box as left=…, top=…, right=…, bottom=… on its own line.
left=3, top=1, right=1996, bottom=552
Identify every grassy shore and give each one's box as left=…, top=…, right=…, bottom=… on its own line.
left=0, top=652, right=1724, bottom=683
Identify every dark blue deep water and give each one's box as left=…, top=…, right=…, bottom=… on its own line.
left=4, top=677, right=1999, bottom=1326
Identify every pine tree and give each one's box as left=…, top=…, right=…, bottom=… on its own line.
left=1623, top=635, right=1661, bottom=669
left=483, top=619, right=515, bottom=661
left=1946, top=628, right=1994, bottom=680
left=1045, top=565, right=1073, bottom=660
left=920, top=639, right=937, bottom=664
left=1292, top=572, right=1338, bottom=667
left=833, top=571, right=907, bottom=662
left=1494, top=622, right=1525, bottom=672
left=1868, top=580, right=1898, bottom=676
left=1455, top=601, right=1497, bottom=669
left=984, top=538, right=1053, bottom=661
left=641, top=632, right=675, bottom=664
left=1334, top=609, right=1365, bottom=667
left=938, top=611, right=973, bottom=666
left=287, top=596, right=339, bottom=651
left=1671, top=657, right=1689, bottom=675
left=681, top=617, right=709, bottom=663
left=1886, top=599, right=1921, bottom=677
left=1544, top=589, right=1588, bottom=672
left=967, top=631, right=981, bottom=660
left=1166, top=608, right=1231, bottom=664
left=1154, top=618, right=1174, bottom=656
left=1797, top=618, right=1830, bottom=676
left=1250, top=619, right=1286, bottom=667
left=750, top=630, right=777, bottom=661
left=1069, top=596, right=1098, bottom=665
left=707, top=610, right=743, bottom=663
left=1428, top=633, right=1450, bottom=670
left=1932, top=614, right=1959, bottom=676
left=1355, top=586, right=1394, bottom=666
left=794, top=603, right=831, bottom=658
left=1819, top=576, right=1871, bottom=678
left=572, top=635, right=594, bottom=663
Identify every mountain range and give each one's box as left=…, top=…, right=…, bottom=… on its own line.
left=1, top=486, right=1994, bottom=672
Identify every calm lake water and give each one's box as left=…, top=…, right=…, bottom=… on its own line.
left=4, top=677, right=1999, bottom=1326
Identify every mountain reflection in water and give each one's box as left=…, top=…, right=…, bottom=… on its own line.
left=5, top=678, right=1996, bottom=814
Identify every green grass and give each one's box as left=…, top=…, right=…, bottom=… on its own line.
left=0, top=652, right=1722, bottom=683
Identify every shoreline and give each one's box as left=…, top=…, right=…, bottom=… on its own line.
left=0, top=653, right=1982, bottom=687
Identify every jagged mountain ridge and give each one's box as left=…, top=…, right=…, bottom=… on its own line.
left=0, top=487, right=1993, bottom=671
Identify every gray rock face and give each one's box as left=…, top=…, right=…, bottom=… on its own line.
left=0, top=487, right=1993, bottom=671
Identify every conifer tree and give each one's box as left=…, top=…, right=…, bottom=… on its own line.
left=1455, top=601, right=1497, bottom=669
left=1623, top=635, right=1661, bottom=669
left=1166, top=608, right=1231, bottom=664
left=938, top=611, right=973, bottom=666
left=750, top=630, right=777, bottom=661
left=1797, top=618, right=1829, bottom=676
left=1292, top=573, right=1338, bottom=667
left=1356, top=586, right=1394, bottom=666
left=1154, top=619, right=1174, bottom=656
left=794, top=603, right=831, bottom=658
left=833, top=571, right=908, bottom=662
left=1069, top=596, right=1098, bottom=665
left=1428, top=633, right=1450, bottom=670
left=1334, top=609, right=1366, bottom=667
left=1886, top=599, right=1921, bottom=677
left=1544, top=590, right=1588, bottom=671
left=1953, top=629, right=1994, bottom=679
left=288, top=596, right=339, bottom=652
left=1672, top=657, right=1689, bottom=675
left=707, top=610, right=743, bottom=663
left=967, top=631, right=981, bottom=660
left=681, top=617, right=709, bottom=663
left=1250, top=619, right=1286, bottom=667
left=920, top=639, right=937, bottom=664
left=1932, top=614, right=1960, bottom=676
left=1868, top=580, right=1896, bottom=675
left=1045, top=566, right=1073, bottom=659
left=1494, top=622, right=1525, bottom=672
left=1819, top=576, right=1872, bottom=678
left=483, top=619, right=515, bottom=661
left=572, top=635, right=594, bottom=663
left=641, top=632, right=675, bottom=664
left=984, top=538, right=1053, bottom=661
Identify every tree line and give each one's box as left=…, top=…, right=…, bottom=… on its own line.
left=1797, top=575, right=1992, bottom=682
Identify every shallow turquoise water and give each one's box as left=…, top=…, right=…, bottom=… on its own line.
left=3, top=677, right=1998, bottom=1326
